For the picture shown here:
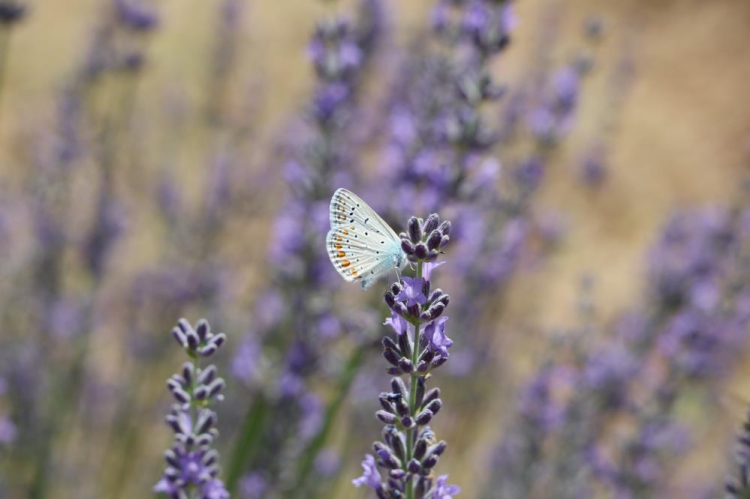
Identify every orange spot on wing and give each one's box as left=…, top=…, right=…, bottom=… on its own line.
left=342, top=260, right=351, bottom=268
left=343, top=230, right=349, bottom=235
left=336, top=236, right=342, bottom=242
left=351, top=269, right=358, bottom=277
left=335, top=243, right=342, bottom=250
left=338, top=251, right=346, bottom=258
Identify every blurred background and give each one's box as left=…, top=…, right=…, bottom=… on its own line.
left=1, top=0, right=750, bottom=498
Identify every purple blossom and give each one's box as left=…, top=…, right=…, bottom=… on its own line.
left=0, top=416, right=17, bottom=444
left=384, top=310, right=408, bottom=335
left=239, top=473, right=268, bottom=499
left=396, top=276, right=428, bottom=307
left=155, top=319, right=229, bottom=499
left=424, top=316, right=453, bottom=358
left=431, top=475, right=461, bottom=498
left=424, top=260, right=446, bottom=281
left=352, top=454, right=382, bottom=490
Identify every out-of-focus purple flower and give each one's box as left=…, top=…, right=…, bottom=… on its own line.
left=308, top=19, right=363, bottom=81
left=311, top=82, right=350, bottom=123
left=0, top=1, right=27, bottom=25
left=314, top=449, right=341, bottom=477
left=0, top=416, right=17, bottom=444
left=518, top=366, right=571, bottom=433
left=239, top=473, right=268, bottom=499
left=583, top=345, right=637, bottom=407
left=231, top=333, right=260, bottom=385
left=580, top=148, right=607, bottom=187
left=432, top=474, right=461, bottom=498
left=299, top=392, right=324, bottom=441
left=115, top=0, right=159, bottom=32
left=515, top=155, right=545, bottom=192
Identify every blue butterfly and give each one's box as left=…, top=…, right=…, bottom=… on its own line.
left=326, top=188, right=407, bottom=289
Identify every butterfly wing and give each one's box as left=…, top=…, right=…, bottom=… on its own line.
left=327, top=227, right=388, bottom=286
left=330, top=188, right=400, bottom=242
left=327, top=188, right=404, bottom=289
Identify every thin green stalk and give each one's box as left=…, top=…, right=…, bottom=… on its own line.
left=290, top=343, right=368, bottom=496
left=226, top=395, right=269, bottom=493
left=405, top=261, right=424, bottom=499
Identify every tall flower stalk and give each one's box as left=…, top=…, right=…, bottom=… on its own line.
left=155, top=318, right=229, bottom=499
left=354, top=214, right=459, bottom=499
left=226, top=1, right=385, bottom=495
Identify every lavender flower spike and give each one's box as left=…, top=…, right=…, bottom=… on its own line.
left=356, top=213, right=458, bottom=499
left=155, top=318, right=230, bottom=499
left=725, top=405, right=750, bottom=497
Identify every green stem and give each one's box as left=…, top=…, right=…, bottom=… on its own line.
left=405, top=262, right=424, bottom=499
left=189, top=354, right=201, bottom=499
left=290, top=343, right=368, bottom=497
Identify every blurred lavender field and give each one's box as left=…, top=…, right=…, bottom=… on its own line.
left=0, top=0, right=750, bottom=498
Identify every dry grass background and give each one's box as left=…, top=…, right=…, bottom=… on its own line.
left=2, top=0, right=750, bottom=497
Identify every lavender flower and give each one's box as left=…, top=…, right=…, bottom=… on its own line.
left=354, top=213, right=457, bottom=499
left=725, top=406, right=750, bottom=497
left=485, top=200, right=750, bottom=498
left=154, top=318, right=229, bottom=499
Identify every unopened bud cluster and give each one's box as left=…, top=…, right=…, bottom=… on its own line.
left=155, top=319, right=229, bottom=499
left=399, top=214, right=451, bottom=263
left=376, top=377, right=444, bottom=430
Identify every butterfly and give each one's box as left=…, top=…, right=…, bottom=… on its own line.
left=326, top=188, right=407, bottom=290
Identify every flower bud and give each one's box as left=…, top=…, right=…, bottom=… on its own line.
left=181, top=362, right=194, bottom=385
left=425, top=399, right=442, bottom=416
left=415, top=409, right=434, bottom=426
left=195, top=319, right=210, bottom=340
left=414, top=243, right=428, bottom=259
left=415, top=377, right=426, bottom=408
left=408, top=459, right=422, bottom=474
left=384, top=291, right=396, bottom=308
left=382, top=336, right=400, bottom=352
left=383, top=348, right=401, bottom=367
left=397, top=333, right=412, bottom=359
left=408, top=217, right=422, bottom=243
left=379, top=393, right=395, bottom=413
left=198, top=365, right=217, bottom=385
left=422, top=388, right=441, bottom=407
left=394, top=397, right=410, bottom=418
left=414, top=438, right=428, bottom=460
left=172, top=327, right=187, bottom=348
left=426, top=230, right=442, bottom=251
left=398, top=358, right=415, bottom=373
left=423, top=214, right=440, bottom=234
left=376, top=411, right=399, bottom=425
left=390, top=469, right=406, bottom=480
left=401, top=239, right=416, bottom=255
left=391, top=377, right=408, bottom=397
